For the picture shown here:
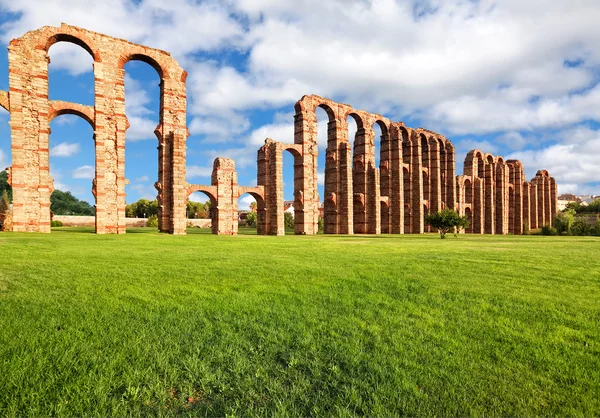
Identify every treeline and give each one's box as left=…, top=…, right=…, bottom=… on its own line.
left=125, top=198, right=211, bottom=219
left=565, top=199, right=600, bottom=214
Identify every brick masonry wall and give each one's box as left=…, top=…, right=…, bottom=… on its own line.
left=1, top=24, right=557, bottom=236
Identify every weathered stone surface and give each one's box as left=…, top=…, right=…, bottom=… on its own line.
left=2, top=23, right=187, bottom=234
left=2, top=24, right=556, bottom=236
left=456, top=151, right=556, bottom=234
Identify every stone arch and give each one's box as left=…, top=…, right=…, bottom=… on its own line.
left=118, top=52, right=166, bottom=80
left=42, top=30, right=102, bottom=62
left=49, top=101, right=94, bottom=128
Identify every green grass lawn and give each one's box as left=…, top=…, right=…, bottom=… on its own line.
left=0, top=228, right=598, bottom=416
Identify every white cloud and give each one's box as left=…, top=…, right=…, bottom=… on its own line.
left=51, top=142, right=80, bottom=157
left=72, top=165, right=94, bottom=179
left=186, top=164, right=212, bottom=180
left=238, top=193, right=256, bottom=210
left=135, top=175, right=150, bottom=182
left=507, top=125, right=600, bottom=192
left=189, top=191, right=210, bottom=203
left=0, top=149, right=7, bottom=169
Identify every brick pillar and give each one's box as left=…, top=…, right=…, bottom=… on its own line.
left=294, top=110, right=318, bottom=235
left=428, top=138, right=442, bottom=214
left=420, top=134, right=430, bottom=232
left=379, top=126, right=391, bottom=233
left=411, top=131, right=424, bottom=233
left=529, top=182, right=538, bottom=230
left=484, top=162, right=495, bottom=234
left=257, top=142, right=269, bottom=235
left=211, top=158, right=238, bottom=235
left=158, top=77, right=187, bottom=235
left=495, top=162, right=508, bottom=235
left=544, top=176, right=551, bottom=226
left=536, top=177, right=545, bottom=227
left=353, top=126, right=368, bottom=234
left=389, top=125, right=404, bottom=234
left=522, top=182, right=530, bottom=232
left=445, top=143, right=456, bottom=209
left=473, top=178, right=484, bottom=234
left=324, top=118, right=339, bottom=234
left=338, top=140, right=353, bottom=234
left=7, top=39, right=53, bottom=232
left=94, top=61, right=127, bottom=234
left=550, top=177, right=558, bottom=222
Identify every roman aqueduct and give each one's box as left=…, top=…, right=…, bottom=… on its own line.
left=0, top=24, right=557, bottom=235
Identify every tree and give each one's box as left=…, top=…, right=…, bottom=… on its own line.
left=553, top=209, right=575, bottom=235
left=50, top=190, right=95, bottom=216
left=425, top=208, right=470, bottom=239
left=0, top=190, right=9, bottom=214
left=284, top=212, right=294, bottom=230
left=246, top=211, right=257, bottom=228
left=249, top=201, right=257, bottom=212
left=0, top=170, right=12, bottom=202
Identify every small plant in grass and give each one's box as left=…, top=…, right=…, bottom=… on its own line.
left=50, top=220, right=63, bottom=227
left=425, top=208, right=470, bottom=239
left=146, top=214, right=158, bottom=228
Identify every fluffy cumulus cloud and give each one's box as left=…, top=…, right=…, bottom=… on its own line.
left=0, top=148, right=7, bottom=169
left=50, top=142, right=81, bottom=157
left=2, top=0, right=600, bottom=194
left=72, top=165, right=94, bottom=179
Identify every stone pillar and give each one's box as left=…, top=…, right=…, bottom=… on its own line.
left=211, top=158, right=238, bottom=235
left=550, top=177, right=558, bottom=221
left=353, top=126, right=368, bottom=234
left=428, top=138, right=442, bottom=214
left=389, top=125, right=404, bottom=234
left=529, top=182, right=538, bottom=230
left=473, top=178, right=484, bottom=234
left=7, top=38, right=53, bottom=233
left=445, top=142, right=456, bottom=209
left=484, top=162, right=495, bottom=234
left=339, top=140, right=353, bottom=234
left=411, top=131, right=424, bottom=233
left=379, top=125, right=391, bottom=233
left=294, top=110, right=318, bottom=234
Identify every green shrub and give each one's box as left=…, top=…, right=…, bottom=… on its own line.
left=541, top=224, right=557, bottom=236
left=284, top=212, right=294, bottom=230
left=425, top=208, right=470, bottom=239
left=146, top=215, right=158, bottom=228
left=50, top=220, right=63, bottom=227
left=554, top=209, right=575, bottom=235
left=318, top=217, right=324, bottom=233
left=246, top=211, right=257, bottom=228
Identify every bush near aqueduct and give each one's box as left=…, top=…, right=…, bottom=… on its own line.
left=425, top=209, right=470, bottom=239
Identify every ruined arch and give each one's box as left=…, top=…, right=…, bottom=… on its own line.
left=119, top=53, right=166, bottom=80
left=42, top=31, right=101, bottom=62
left=49, top=101, right=94, bottom=128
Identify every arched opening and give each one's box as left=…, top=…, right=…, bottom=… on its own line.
left=349, top=113, right=370, bottom=234
left=49, top=114, right=95, bottom=226
left=48, top=42, right=94, bottom=105
left=438, top=139, right=447, bottom=207
left=465, top=207, right=473, bottom=234
left=238, top=192, right=266, bottom=235
left=508, top=185, right=515, bottom=234
left=282, top=148, right=303, bottom=235
left=47, top=42, right=95, bottom=230
left=187, top=191, right=215, bottom=233
left=374, top=120, right=390, bottom=234
left=423, top=203, right=429, bottom=233
left=316, top=105, right=333, bottom=233
left=123, top=60, right=161, bottom=230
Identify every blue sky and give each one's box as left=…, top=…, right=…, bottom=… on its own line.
left=0, top=0, right=599, bottom=210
